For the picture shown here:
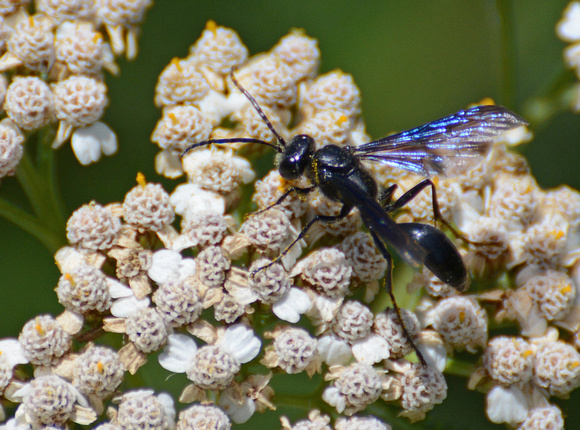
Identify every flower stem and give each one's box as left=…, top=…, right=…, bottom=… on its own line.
left=0, top=197, right=63, bottom=252
left=445, top=357, right=476, bottom=378
left=2, top=127, right=67, bottom=253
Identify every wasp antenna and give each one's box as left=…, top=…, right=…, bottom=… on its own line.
left=230, top=67, right=286, bottom=151
left=181, top=137, right=279, bottom=158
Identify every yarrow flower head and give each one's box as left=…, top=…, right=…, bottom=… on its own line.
left=482, top=336, right=533, bottom=387
left=0, top=339, right=28, bottom=394
left=394, top=362, right=448, bottom=422
left=5, top=76, right=54, bottom=130
left=55, top=263, right=112, bottom=314
left=5, top=14, right=55, bottom=72
left=292, top=247, right=352, bottom=298
left=0, top=118, right=24, bottom=178
left=72, top=344, right=125, bottom=399
left=423, top=295, right=488, bottom=353
left=123, top=173, right=175, bottom=232
left=335, top=415, right=392, bottom=430
left=16, top=374, right=92, bottom=427
left=125, top=307, right=170, bottom=354
left=557, top=1, right=580, bottom=110
left=114, top=390, right=175, bottom=430
left=322, top=362, right=385, bottom=416
left=19, top=314, right=71, bottom=366
left=374, top=307, right=421, bottom=359
left=176, top=403, right=231, bottom=430
left=66, top=202, right=121, bottom=252
left=189, top=20, right=249, bottom=77
left=54, top=21, right=117, bottom=77
left=261, top=326, right=320, bottom=375
left=158, top=324, right=261, bottom=403
left=280, top=410, right=331, bottom=430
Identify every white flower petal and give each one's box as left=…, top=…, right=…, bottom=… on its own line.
left=155, top=149, right=183, bottom=179
left=280, top=238, right=303, bottom=271
left=317, top=335, right=352, bottom=366
left=121, top=389, right=155, bottom=400
left=233, top=157, right=255, bottom=184
left=70, top=383, right=89, bottom=408
left=71, top=128, right=101, bottom=165
left=170, top=183, right=225, bottom=216
left=486, top=385, right=528, bottom=425
left=225, top=92, right=251, bottom=115
left=322, top=386, right=344, bottom=412
left=417, top=340, right=448, bottom=372
left=107, top=278, right=134, bottom=298
left=157, top=392, right=176, bottom=425
left=226, top=282, right=258, bottom=305
left=221, top=325, right=261, bottom=364
left=218, top=393, right=256, bottom=424
left=110, top=296, right=150, bottom=318
left=158, top=334, right=198, bottom=373
left=314, top=295, right=342, bottom=322
left=70, top=122, right=117, bottom=165
left=93, top=122, right=118, bottom=155
left=0, top=339, right=28, bottom=367
left=148, top=249, right=183, bottom=283
left=272, top=287, right=311, bottom=323
left=177, top=257, right=196, bottom=279
left=171, top=234, right=196, bottom=253
left=351, top=334, right=390, bottom=364
left=54, top=246, right=88, bottom=273
left=0, top=417, right=30, bottom=430
left=11, top=383, right=31, bottom=402
left=557, top=2, right=580, bottom=42
left=197, top=90, right=230, bottom=124
left=519, top=307, right=548, bottom=338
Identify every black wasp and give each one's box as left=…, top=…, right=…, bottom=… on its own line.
left=183, top=71, right=527, bottom=364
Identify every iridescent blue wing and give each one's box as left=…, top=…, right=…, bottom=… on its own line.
left=352, top=105, right=527, bottom=177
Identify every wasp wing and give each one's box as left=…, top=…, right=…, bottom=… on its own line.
left=352, top=105, right=527, bottom=177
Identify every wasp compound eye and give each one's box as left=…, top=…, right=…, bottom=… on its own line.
left=278, top=134, right=315, bottom=180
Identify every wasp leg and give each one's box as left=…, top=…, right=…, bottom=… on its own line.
left=384, top=179, right=480, bottom=246
left=251, top=186, right=315, bottom=217
left=252, top=203, right=353, bottom=276
left=368, top=229, right=427, bottom=366
left=378, top=184, right=398, bottom=207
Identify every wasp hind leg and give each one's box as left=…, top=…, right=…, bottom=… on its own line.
left=384, top=178, right=479, bottom=246
left=368, top=228, right=427, bottom=366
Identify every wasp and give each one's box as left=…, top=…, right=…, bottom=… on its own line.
left=183, top=71, right=527, bottom=364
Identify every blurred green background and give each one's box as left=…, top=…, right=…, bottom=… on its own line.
left=1, top=1, right=579, bottom=429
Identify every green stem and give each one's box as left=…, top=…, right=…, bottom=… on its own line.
left=16, top=151, right=49, bottom=220
left=8, top=128, right=67, bottom=252
left=0, top=197, right=63, bottom=252
left=496, top=0, right=517, bottom=109
left=37, top=127, right=66, bottom=230
left=445, top=357, right=477, bottom=378
left=16, top=150, right=66, bottom=240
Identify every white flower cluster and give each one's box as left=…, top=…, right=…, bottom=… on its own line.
left=2, top=16, right=580, bottom=430
left=557, top=1, right=580, bottom=111
left=0, top=0, right=152, bottom=171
